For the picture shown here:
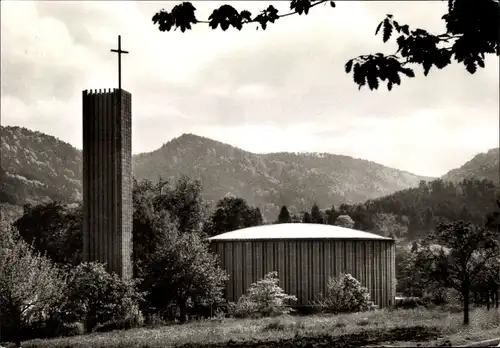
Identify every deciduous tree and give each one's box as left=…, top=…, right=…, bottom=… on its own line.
left=205, top=196, right=261, bottom=236
left=335, top=215, right=355, bottom=229
left=424, top=221, right=500, bottom=325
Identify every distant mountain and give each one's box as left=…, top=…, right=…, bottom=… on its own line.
left=1, top=126, right=433, bottom=221
left=1, top=126, right=82, bottom=206
left=442, top=148, right=499, bottom=185
left=133, top=133, right=434, bottom=220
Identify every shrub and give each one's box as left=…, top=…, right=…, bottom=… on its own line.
left=227, top=295, right=260, bottom=318
left=93, top=313, right=144, bottom=333
left=314, top=273, right=371, bottom=314
left=0, top=222, right=66, bottom=346
left=394, top=296, right=427, bottom=309
left=59, top=262, right=144, bottom=333
left=55, top=322, right=85, bottom=337
left=144, top=313, right=168, bottom=327
left=228, top=272, right=297, bottom=318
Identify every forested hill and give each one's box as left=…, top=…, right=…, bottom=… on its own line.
left=132, top=133, right=433, bottom=220
left=442, top=148, right=499, bottom=185
left=1, top=126, right=432, bottom=221
left=0, top=126, right=82, bottom=206
left=343, top=178, right=499, bottom=240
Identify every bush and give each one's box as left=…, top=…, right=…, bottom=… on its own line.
left=394, top=296, right=427, bottom=309
left=55, top=322, right=85, bottom=337
left=314, top=273, right=371, bottom=314
left=228, top=272, right=297, bottom=318
left=93, top=312, right=144, bottom=333
left=59, top=262, right=144, bottom=333
left=0, top=221, right=67, bottom=346
left=227, top=295, right=260, bottom=318
left=144, top=313, right=169, bottom=327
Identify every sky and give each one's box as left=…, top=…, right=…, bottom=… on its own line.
left=1, top=1, right=498, bottom=177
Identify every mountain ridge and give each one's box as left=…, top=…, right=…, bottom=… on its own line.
left=3, top=125, right=479, bottom=222
left=441, top=147, right=499, bottom=185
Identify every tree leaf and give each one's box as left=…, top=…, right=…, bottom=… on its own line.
left=383, top=18, right=393, bottom=43
left=465, top=61, right=477, bottom=74
left=423, top=61, right=432, bottom=76
left=375, top=21, right=383, bottom=36
left=400, top=68, right=415, bottom=77
left=367, top=74, right=379, bottom=91
left=345, top=60, right=353, bottom=73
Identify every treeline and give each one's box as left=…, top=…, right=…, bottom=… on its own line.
left=274, top=178, right=499, bottom=240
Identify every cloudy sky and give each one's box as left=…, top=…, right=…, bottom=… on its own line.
left=1, top=1, right=498, bottom=177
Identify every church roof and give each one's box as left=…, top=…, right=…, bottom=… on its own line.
left=208, top=223, right=392, bottom=241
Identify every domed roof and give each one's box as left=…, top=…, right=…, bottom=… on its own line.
left=208, top=223, right=392, bottom=241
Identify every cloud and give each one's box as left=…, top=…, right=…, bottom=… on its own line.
left=0, top=1, right=498, bottom=177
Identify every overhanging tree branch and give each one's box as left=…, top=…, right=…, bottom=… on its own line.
left=152, top=0, right=499, bottom=91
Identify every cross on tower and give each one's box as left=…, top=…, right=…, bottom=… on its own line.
left=110, top=35, right=129, bottom=90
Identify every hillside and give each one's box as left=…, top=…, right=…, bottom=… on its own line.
left=1, top=126, right=433, bottom=221
left=1, top=126, right=82, bottom=206
left=442, top=148, right=499, bottom=184
left=133, top=133, right=433, bottom=220
left=355, top=178, right=499, bottom=239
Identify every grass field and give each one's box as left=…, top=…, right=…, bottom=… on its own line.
left=17, top=307, right=500, bottom=348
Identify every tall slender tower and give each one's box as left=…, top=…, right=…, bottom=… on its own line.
left=82, top=36, right=132, bottom=279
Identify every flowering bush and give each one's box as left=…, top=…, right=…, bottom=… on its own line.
left=315, top=273, right=371, bottom=314
left=228, top=271, right=297, bottom=318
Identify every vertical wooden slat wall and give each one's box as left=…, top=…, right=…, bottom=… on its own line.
left=211, top=239, right=395, bottom=308
left=234, top=243, right=242, bottom=299
left=244, top=242, right=252, bottom=293
left=300, top=241, right=308, bottom=305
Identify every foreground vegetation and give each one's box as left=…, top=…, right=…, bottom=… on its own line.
left=19, top=307, right=500, bottom=348
left=1, top=176, right=499, bottom=347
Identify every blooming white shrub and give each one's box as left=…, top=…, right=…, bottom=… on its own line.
left=315, top=273, right=372, bottom=314
left=228, top=271, right=297, bottom=318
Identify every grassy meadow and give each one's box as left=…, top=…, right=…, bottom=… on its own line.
left=18, top=307, right=500, bottom=348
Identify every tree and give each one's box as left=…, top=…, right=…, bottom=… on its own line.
left=205, top=196, right=261, bottom=236
left=152, top=0, right=499, bottom=91
left=424, top=221, right=500, bottom=325
left=252, top=207, right=264, bottom=226
left=326, top=205, right=338, bottom=225
left=14, top=202, right=83, bottom=266
left=372, top=213, right=408, bottom=239
left=140, top=215, right=228, bottom=322
left=152, top=175, right=207, bottom=233
left=302, top=211, right=312, bottom=223
left=133, top=177, right=210, bottom=276
left=0, top=222, right=66, bottom=347
left=485, top=194, right=500, bottom=232
left=277, top=205, right=291, bottom=224
left=310, top=203, right=323, bottom=224
left=335, top=215, right=355, bottom=229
